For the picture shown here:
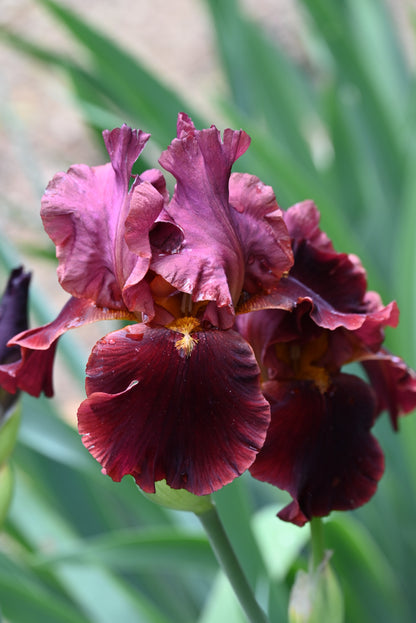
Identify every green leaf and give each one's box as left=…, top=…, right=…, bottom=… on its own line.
left=298, top=0, right=405, bottom=203
left=251, top=505, right=309, bottom=580
left=0, top=552, right=91, bottom=623
left=33, top=528, right=215, bottom=574
left=198, top=572, right=246, bottom=623
left=393, top=88, right=416, bottom=365
left=35, top=0, right=205, bottom=146
left=325, top=513, right=411, bottom=623
left=205, top=0, right=316, bottom=172
left=6, top=468, right=180, bottom=623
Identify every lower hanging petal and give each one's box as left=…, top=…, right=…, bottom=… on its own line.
left=0, top=297, right=130, bottom=397
left=78, top=323, right=270, bottom=495
left=250, top=374, right=384, bottom=526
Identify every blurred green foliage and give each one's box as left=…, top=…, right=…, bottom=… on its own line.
left=1, top=0, right=416, bottom=621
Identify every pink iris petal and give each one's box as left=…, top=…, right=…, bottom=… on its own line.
left=228, top=173, right=293, bottom=293
left=283, top=199, right=334, bottom=252
left=151, top=114, right=253, bottom=327
left=125, top=181, right=183, bottom=260
left=360, top=349, right=416, bottom=429
left=41, top=125, right=161, bottom=315
left=78, top=323, right=271, bottom=495
left=0, top=297, right=128, bottom=397
left=250, top=374, right=384, bottom=526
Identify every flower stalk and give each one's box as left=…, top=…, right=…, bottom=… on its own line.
left=310, top=517, right=325, bottom=570
left=197, top=504, right=270, bottom=623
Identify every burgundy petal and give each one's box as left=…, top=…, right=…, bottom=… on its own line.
left=41, top=125, right=157, bottom=314
left=239, top=199, right=398, bottom=331
left=250, top=374, right=384, bottom=526
left=235, top=309, right=294, bottom=377
left=238, top=267, right=398, bottom=333
left=283, top=200, right=334, bottom=252
left=361, top=349, right=416, bottom=429
left=78, top=323, right=270, bottom=495
left=0, top=342, right=57, bottom=398
left=0, top=297, right=127, bottom=397
left=152, top=113, right=251, bottom=326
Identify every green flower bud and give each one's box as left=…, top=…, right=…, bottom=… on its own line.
left=289, top=553, right=344, bottom=623
left=142, top=479, right=213, bottom=514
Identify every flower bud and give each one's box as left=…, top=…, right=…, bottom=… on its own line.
left=289, top=553, right=344, bottom=623
left=142, top=479, right=213, bottom=514
left=0, top=267, right=30, bottom=366
left=0, top=267, right=31, bottom=417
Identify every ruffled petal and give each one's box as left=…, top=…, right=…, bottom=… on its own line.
left=152, top=113, right=251, bottom=326
left=283, top=200, right=334, bottom=252
left=41, top=125, right=158, bottom=313
left=250, top=374, right=384, bottom=526
left=360, top=349, right=416, bottom=429
left=238, top=263, right=397, bottom=333
left=228, top=173, right=293, bottom=293
left=78, top=323, right=270, bottom=495
left=0, top=297, right=128, bottom=397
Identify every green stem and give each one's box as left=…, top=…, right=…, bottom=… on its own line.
left=197, top=505, right=270, bottom=623
left=310, top=516, right=325, bottom=570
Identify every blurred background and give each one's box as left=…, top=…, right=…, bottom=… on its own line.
left=1, top=1, right=416, bottom=622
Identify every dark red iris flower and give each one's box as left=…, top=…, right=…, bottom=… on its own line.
left=1, top=116, right=414, bottom=516
left=0, top=114, right=294, bottom=495
left=236, top=200, right=416, bottom=526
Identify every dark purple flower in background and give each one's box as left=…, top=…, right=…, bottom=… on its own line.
left=0, top=268, right=30, bottom=365
left=0, top=267, right=31, bottom=414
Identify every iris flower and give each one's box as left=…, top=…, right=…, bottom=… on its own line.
left=0, top=114, right=294, bottom=495
left=237, top=200, right=416, bottom=526
left=2, top=116, right=414, bottom=519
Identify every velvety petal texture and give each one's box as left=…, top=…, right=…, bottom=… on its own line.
left=78, top=323, right=270, bottom=495
left=150, top=114, right=292, bottom=328
left=250, top=375, right=384, bottom=526
left=41, top=125, right=160, bottom=316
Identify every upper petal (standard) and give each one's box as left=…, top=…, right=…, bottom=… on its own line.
left=41, top=126, right=158, bottom=315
